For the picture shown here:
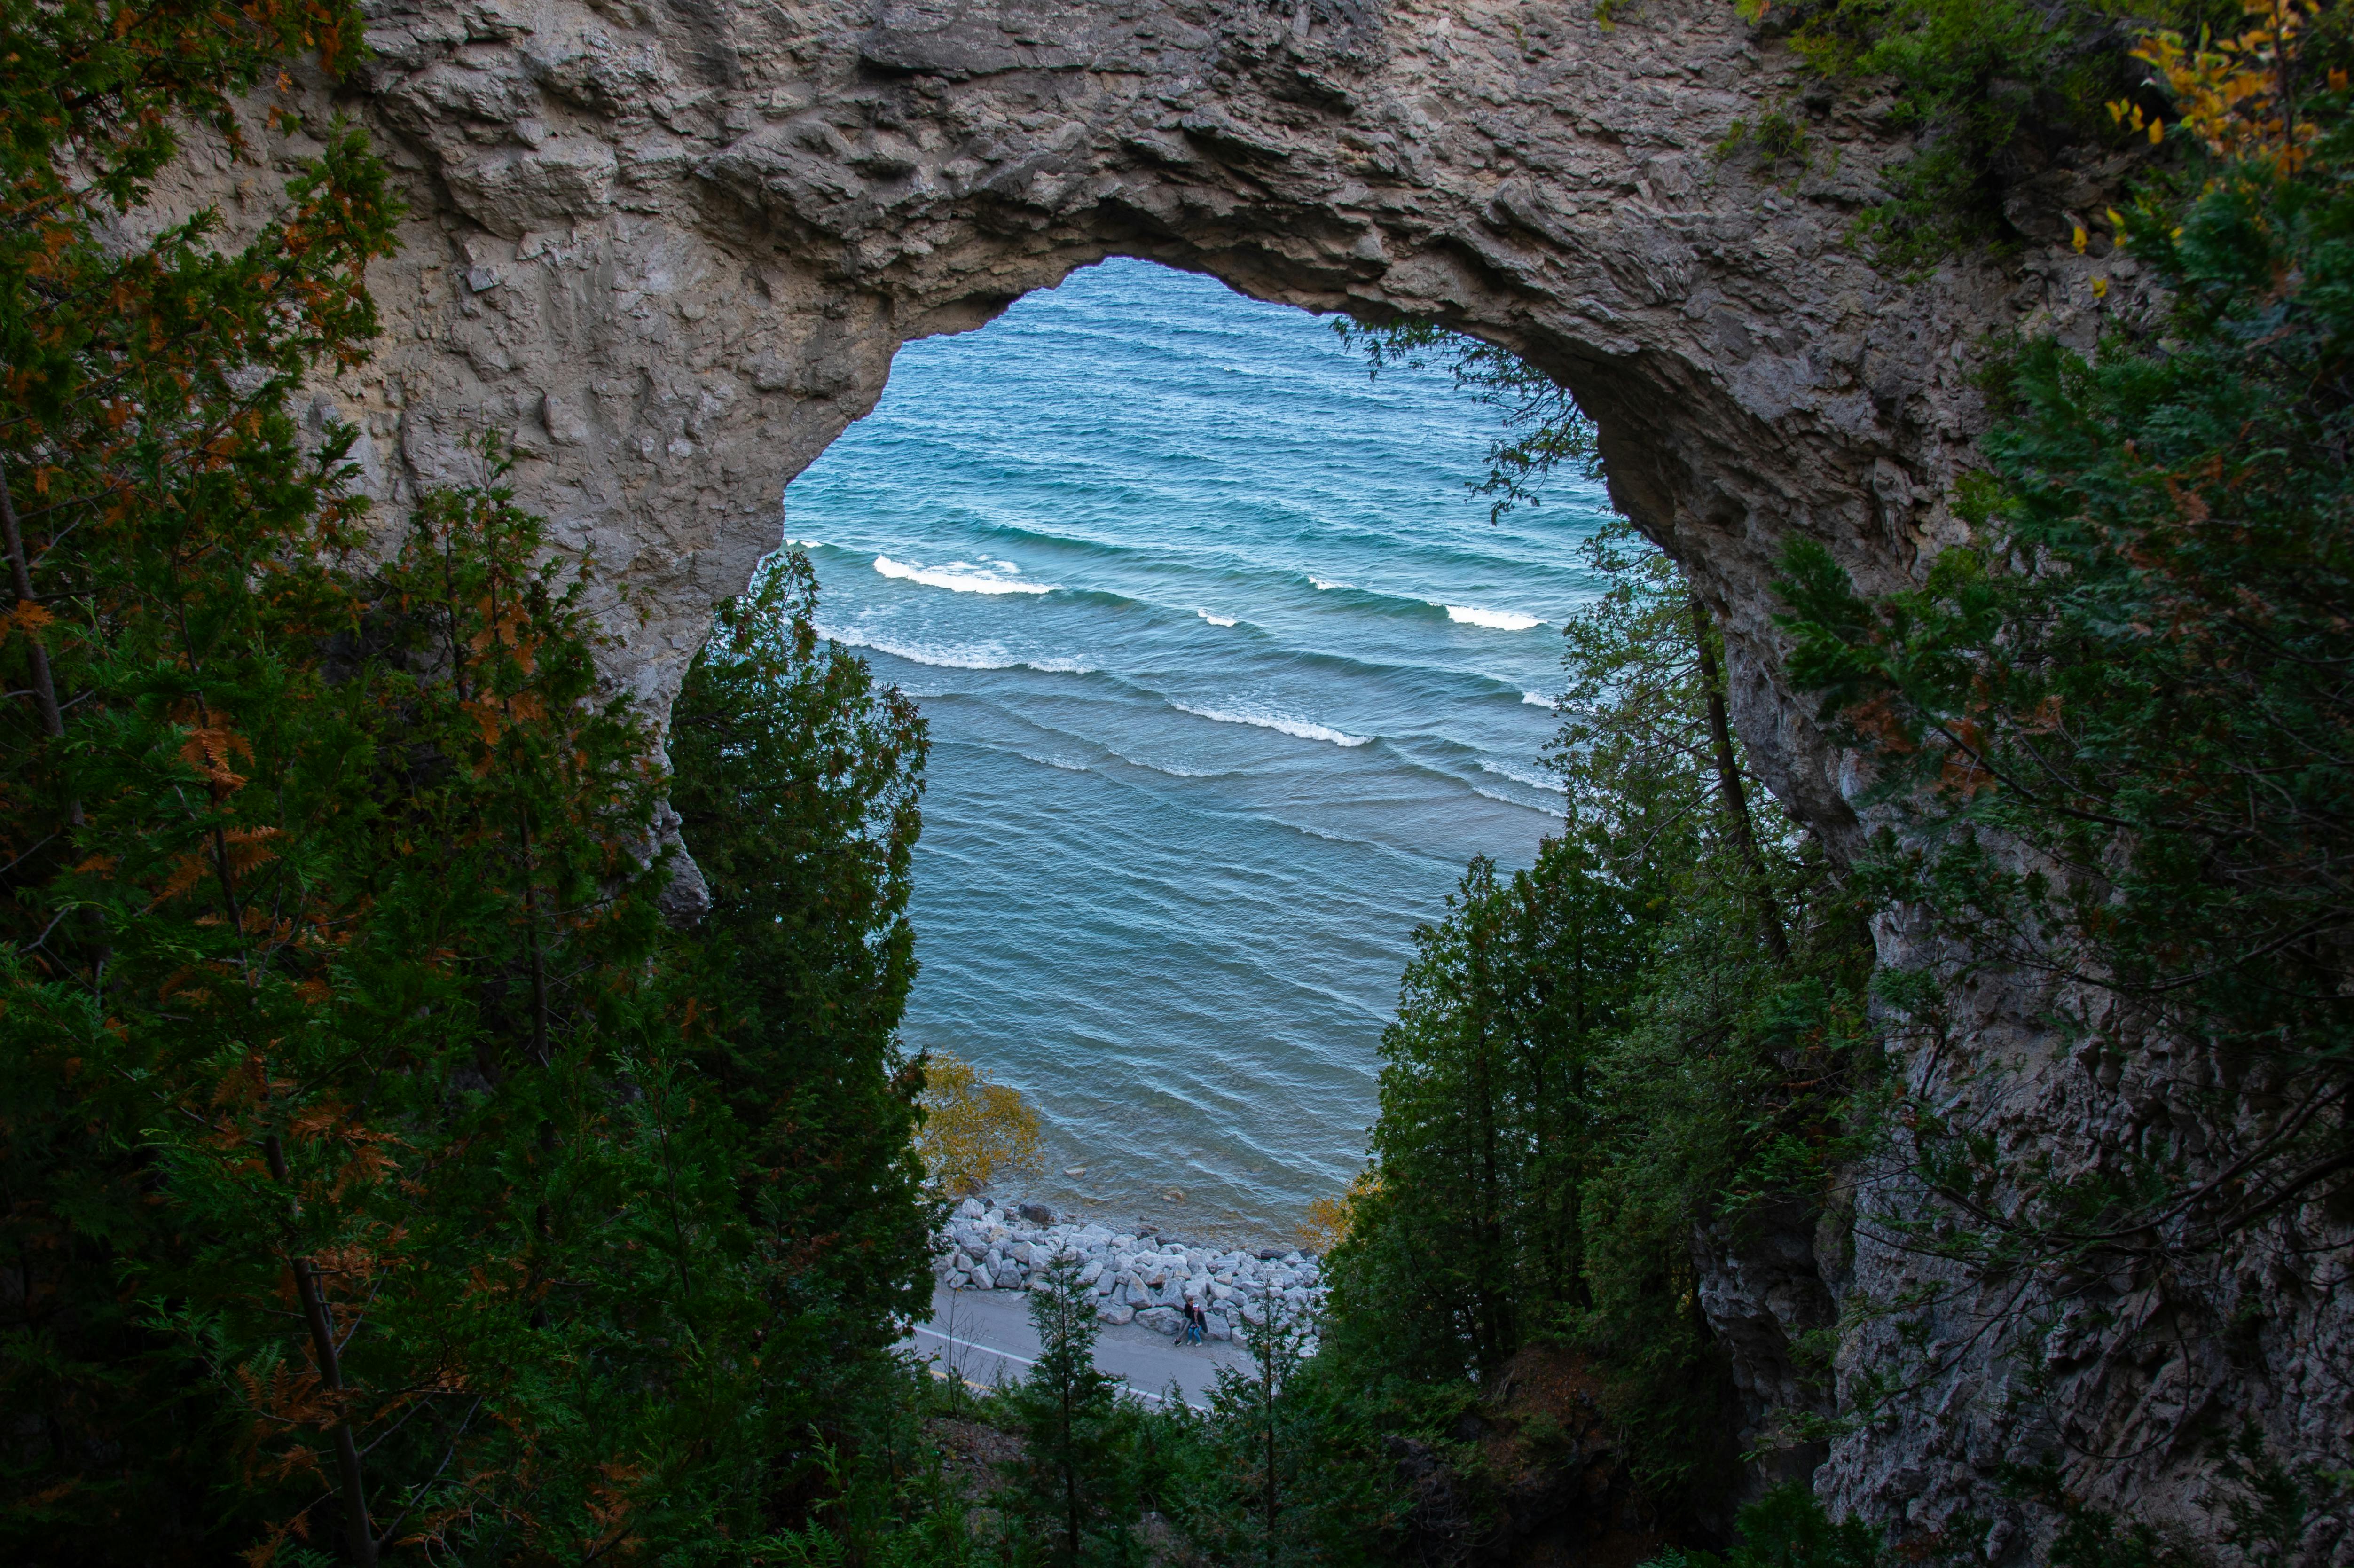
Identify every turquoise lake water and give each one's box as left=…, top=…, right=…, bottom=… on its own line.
left=784, top=259, right=1614, bottom=1241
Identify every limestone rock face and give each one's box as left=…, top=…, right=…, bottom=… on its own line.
left=199, top=0, right=2345, bottom=1554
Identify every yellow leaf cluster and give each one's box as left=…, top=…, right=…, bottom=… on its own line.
left=1295, top=1168, right=1381, bottom=1255
left=2122, top=0, right=2327, bottom=178
left=916, top=1051, right=1042, bottom=1196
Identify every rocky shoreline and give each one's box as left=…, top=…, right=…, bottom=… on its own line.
left=935, top=1196, right=1326, bottom=1344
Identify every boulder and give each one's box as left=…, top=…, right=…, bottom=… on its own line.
left=1099, top=1303, right=1135, bottom=1326
left=1018, top=1202, right=1053, bottom=1224
left=1135, top=1307, right=1183, bottom=1338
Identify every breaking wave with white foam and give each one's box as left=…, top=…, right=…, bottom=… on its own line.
left=1169, top=701, right=1372, bottom=748
left=1444, top=604, right=1546, bottom=631
left=874, top=555, right=1056, bottom=595
left=819, top=625, right=1096, bottom=676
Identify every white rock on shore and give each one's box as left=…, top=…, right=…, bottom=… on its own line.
left=934, top=1197, right=1326, bottom=1342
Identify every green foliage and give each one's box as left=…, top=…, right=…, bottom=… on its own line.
left=1745, top=0, right=2349, bottom=260
left=1174, top=1300, right=1395, bottom=1567
left=1048, top=1299, right=1403, bottom=1568
left=1779, top=0, right=2151, bottom=253
left=1321, top=519, right=1876, bottom=1512
left=1657, top=1483, right=1889, bottom=1568
left=1326, top=844, right=1636, bottom=1381
left=1715, top=110, right=1816, bottom=173
left=0, top=0, right=369, bottom=222
left=995, top=1252, right=1145, bottom=1566
left=1773, top=57, right=2354, bottom=1279
left=732, top=1363, right=993, bottom=1568
left=0, top=426, right=738, bottom=1559
left=669, top=548, right=935, bottom=1364
left=0, top=7, right=942, bottom=1559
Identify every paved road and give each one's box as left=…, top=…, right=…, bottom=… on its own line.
left=909, top=1282, right=1252, bottom=1410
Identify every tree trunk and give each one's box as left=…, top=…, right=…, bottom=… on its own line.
left=519, top=813, right=551, bottom=1067
left=266, top=1134, right=378, bottom=1568
left=0, top=458, right=63, bottom=742
left=1264, top=1348, right=1278, bottom=1568
left=1688, top=595, right=1790, bottom=963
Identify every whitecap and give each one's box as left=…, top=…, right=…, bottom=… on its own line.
left=819, top=626, right=1098, bottom=676
left=820, top=627, right=1016, bottom=671
left=873, top=554, right=1055, bottom=596
left=1480, top=759, right=1557, bottom=791
left=1522, top=690, right=1556, bottom=707
left=1170, top=701, right=1371, bottom=748
left=1309, top=576, right=1349, bottom=591
left=1196, top=609, right=1239, bottom=627
left=1445, top=605, right=1546, bottom=631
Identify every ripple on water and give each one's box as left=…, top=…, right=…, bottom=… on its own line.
left=785, top=258, right=1608, bottom=1241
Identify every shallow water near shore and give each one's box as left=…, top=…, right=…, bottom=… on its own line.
left=784, top=258, right=1613, bottom=1243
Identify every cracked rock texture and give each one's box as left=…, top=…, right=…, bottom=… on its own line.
left=189, top=0, right=2347, bottom=1556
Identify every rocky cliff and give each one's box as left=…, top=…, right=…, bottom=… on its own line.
left=211, top=0, right=2346, bottom=1557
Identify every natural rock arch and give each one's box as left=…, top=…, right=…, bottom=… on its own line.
left=204, top=0, right=2340, bottom=1553
left=325, top=0, right=2078, bottom=823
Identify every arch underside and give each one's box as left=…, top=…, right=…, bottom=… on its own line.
left=179, top=0, right=2345, bottom=1550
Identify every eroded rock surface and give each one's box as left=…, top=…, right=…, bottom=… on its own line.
left=198, top=0, right=2346, bottom=1556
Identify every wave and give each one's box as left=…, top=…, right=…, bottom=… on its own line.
left=1169, top=701, right=1371, bottom=749
left=1298, top=579, right=1548, bottom=639
left=1444, top=605, right=1546, bottom=632
left=1480, top=759, right=1558, bottom=791
left=1472, top=783, right=1566, bottom=818
left=819, top=625, right=1097, bottom=676
left=873, top=554, right=1055, bottom=596
left=1197, top=609, right=1239, bottom=627
left=1523, top=690, right=1555, bottom=707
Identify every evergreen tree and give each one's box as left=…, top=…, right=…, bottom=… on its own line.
left=667, top=549, right=935, bottom=1432
left=1772, top=0, right=2354, bottom=1334
left=997, top=1250, right=1140, bottom=1567
left=1325, top=840, right=1635, bottom=1382
left=1320, top=520, right=1874, bottom=1507
left=1201, top=1303, right=1322, bottom=1567
left=0, top=8, right=941, bottom=1555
